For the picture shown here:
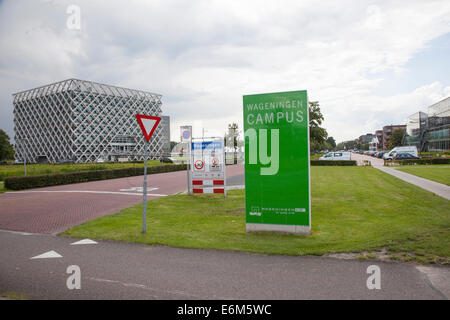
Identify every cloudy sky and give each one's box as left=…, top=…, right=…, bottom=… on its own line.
left=1, top=0, right=450, bottom=143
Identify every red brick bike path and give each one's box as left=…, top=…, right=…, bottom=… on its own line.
left=0, top=164, right=244, bottom=234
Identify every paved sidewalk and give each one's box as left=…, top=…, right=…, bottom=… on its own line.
left=351, top=152, right=450, bottom=200
left=375, top=165, right=450, bottom=200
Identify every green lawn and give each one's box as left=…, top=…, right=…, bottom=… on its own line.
left=61, top=167, right=450, bottom=264
left=396, top=165, right=450, bottom=186
left=0, top=161, right=169, bottom=181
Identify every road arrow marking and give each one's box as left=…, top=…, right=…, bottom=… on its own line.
left=30, top=250, right=63, bottom=259
left=70, top=239, right=98, bottom=245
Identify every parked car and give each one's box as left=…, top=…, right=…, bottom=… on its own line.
left=376, top=152, right=386, bottom=158
left=384, top=146, right=419, bottom=160
left=160, top=156, right=174, bottom=163
left=57, top=159, right=75, bottom=164
left=36, top=155, right=48, bottom=163
left=319, top=152, right=351, bottom=161
left=393, top=153, right=420, bottom=160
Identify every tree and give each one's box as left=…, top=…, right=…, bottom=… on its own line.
left=224, top=123, right=243, bottom=164
left=388, top=129, right=405, bottom=149
left=326, top=136, right=336, bottom=150
left=170, top=141, right=178, bottom=151
left=336, top=139, right=359, bottom=151
left=0, top=129, right=14, bottom=161
left=309, top=101, right=328, bottom=152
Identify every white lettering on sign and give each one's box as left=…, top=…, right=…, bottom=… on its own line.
left=247, top=111, right=303, bottom=125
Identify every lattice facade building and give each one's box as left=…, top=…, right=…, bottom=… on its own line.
left=13, top=78, right=164, bottom=163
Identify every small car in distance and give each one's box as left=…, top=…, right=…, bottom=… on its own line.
left=393, top=153, right=420, bottom=160
left=160, top=156, right=174, bottom=163
left=319, top=152, right=351, bottom=160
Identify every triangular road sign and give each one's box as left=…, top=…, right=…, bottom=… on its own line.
left=136, top=114, right=161, bottom=142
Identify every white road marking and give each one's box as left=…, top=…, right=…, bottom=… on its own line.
left=0, top=229, right=35, bottom=236
left=6, top=190, right=167, bottom=197
left=88, top=277, right=206, bottom=299
left=119, top=187, right=158, bottom=192
left=30, top=250, right=63, bottom=259
left=70, top=239, right=98, bottom=245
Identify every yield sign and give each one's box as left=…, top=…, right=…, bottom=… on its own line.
left=136, top=114, right=161, bottom=142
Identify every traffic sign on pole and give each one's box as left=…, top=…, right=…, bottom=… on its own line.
left=136, top=114, right=161, bottom=142
left=190, top=137, right=226, bottom=196
left=180, top=125, right=193, bottom=194
left=136, top=114, right=161, bottom=234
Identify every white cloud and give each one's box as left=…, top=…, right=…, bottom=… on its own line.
left=0, top=0, right=449, bottom=143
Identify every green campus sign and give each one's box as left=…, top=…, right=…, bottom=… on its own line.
left=243, top=90, right=311, bottom=234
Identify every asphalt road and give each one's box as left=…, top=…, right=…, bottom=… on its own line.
left=1, top=162, right=448, bottom=301
left=0, top=164, right=244, bottom=234
left=0, top=230, right=447, bottom=300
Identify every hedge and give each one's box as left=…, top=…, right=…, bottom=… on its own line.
left=385, top=158, right=450, bottom=166
left=310, top=160, right=357, bottom=166
left=4, top=164, right=186, bottom=190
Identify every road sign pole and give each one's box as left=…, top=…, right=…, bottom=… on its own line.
left=142, top=141, right=149, bottom=233
left=187, top=138, right=191, bottom=194
left=135, top=114, right=162, bottom=234
left=222, top=141, right=227, bottom=197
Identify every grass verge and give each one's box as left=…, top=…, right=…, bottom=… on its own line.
left=0, top=161, right=170, bottom=181
left=61, top=167, right=450, bottom=264
left=396, top=165, right=450, bottom=186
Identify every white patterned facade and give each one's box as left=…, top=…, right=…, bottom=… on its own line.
left=13, top=79, right=164, bottom=163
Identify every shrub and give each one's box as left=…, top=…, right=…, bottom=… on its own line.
left=310, top=160, right=357, bottom=166
left=4, top=164, right=186, bottom=190
left=385, top=158, right=450, bottom=166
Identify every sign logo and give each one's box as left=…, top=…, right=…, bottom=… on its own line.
left=194, top=160, right=204, bottom=170
left=182, top=130, right=191, bottom=140
left=245, top=128, right=279, bottom=176
left=180, top=126, right=192, bottom=142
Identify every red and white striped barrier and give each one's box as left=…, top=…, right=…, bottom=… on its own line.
left=192, top=188, right=224, bottom=194
left=192, top=180, right=224, bottom=186
left=191, top=179, right=225, bottom=193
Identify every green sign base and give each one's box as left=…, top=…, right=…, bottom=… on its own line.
left=246, top=223, right=311, bottom=235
